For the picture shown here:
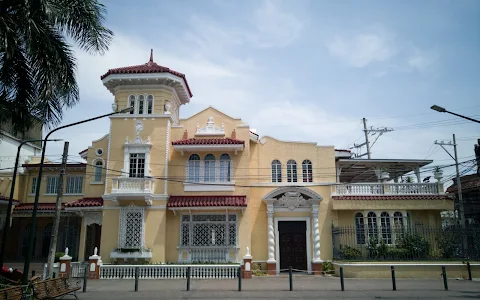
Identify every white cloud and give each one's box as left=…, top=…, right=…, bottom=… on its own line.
left=408, top=48, right=439, bottom=72
left=327, top=33, right=397, bottom=67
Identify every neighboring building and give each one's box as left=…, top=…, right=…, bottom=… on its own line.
left=4, top=52, right=453, bottom=272
left=446, top=174, right=480, bottom=226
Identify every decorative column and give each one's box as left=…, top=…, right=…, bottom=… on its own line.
left=311, top=204, right=323, bottom=275
left=266, top=204, right=276, bottom=275
left=88, top=247, right=102, bottom=279
left=59, top=248, right=72, bottom=278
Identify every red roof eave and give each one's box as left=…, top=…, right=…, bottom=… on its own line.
left=168, top=196, right=247, bottom=208
left=65, top=197, right=103, bottom=208
left=332, top=195, right=452, bottom=201
left=172, top=138, right=245, bottom=146
left=13, top=203, right=61, bottom=212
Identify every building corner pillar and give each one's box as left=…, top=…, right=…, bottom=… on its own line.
left=311, top=204, right=323, bottom=275
left=266, top=206, right=277, bottom=275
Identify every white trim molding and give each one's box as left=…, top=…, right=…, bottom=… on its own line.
left=173, top=144, right=244, bottom=156
left=183, top=182, right=235, bottom=192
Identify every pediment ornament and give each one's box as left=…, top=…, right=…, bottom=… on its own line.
left=275, top=192, right=316, bottom=210
left=195, top=116, right=225, bottom=136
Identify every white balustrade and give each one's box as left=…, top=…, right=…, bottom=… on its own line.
left=334, top=183, right=439, bottom=195
left=111, top=177, right=154, bottom=194
left=99, top=264, right=239, bottom=279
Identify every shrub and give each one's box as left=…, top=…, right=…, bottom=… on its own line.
left=340, top=246, right=361, bottom=260
left=386, top=248, right=409, bottom=260
left=54, top=252, right=64, bottom=263
left=396, top=232, right=430, bottom=259
left=436, top=230, right=458, bottom=258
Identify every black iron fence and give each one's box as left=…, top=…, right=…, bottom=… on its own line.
left=332, top=225, right=480, bottom=261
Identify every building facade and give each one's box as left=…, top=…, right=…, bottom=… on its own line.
left=3, top=53, right=453, bottom=273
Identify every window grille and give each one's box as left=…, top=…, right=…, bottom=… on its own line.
left=46, top=176, right=59, bottom=194
left=271, top=160, right=282, bottom=183
left=180, top=214, right=237, bottom=248
left=287, top=160, right=297, bottom=183
left=129, top=153, right=145, bottom=178
left=119, top=205, right=145, bottom=249
left=66, top=176, right=83, bottom=194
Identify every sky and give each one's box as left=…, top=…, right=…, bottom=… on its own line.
left=44, top=0, right=480, bottom=185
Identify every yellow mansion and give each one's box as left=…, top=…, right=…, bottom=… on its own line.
left=3, top=52, right=453, bottom=274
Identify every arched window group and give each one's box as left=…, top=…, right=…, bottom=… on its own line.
left=128, top=94, right=154, bottom=115
left=272, top=159, right=313, bottom=183
left=354, top=211, right=405, bottom=245
left=187, top=153, right=232, bottom=182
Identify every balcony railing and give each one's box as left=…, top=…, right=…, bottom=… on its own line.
left=333, top=183, right=440, bottom=195
left=111, top=177, right=155, bottom=194
left=178, top=246, right=239, bottom=263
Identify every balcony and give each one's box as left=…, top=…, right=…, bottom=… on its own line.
left=333, top=183, right=441, bottom=196
left=109, top=177, right=155, bottom=205
left=177, top=246, right=239, bottom=263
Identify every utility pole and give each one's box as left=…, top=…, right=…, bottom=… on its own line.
left=363, top=118, right=371, bottom=159
left=46, top=142, right=69, bottom=277
left=352, top=118, right=393, bottom=158
left=434, top=135, right=465, bottom=228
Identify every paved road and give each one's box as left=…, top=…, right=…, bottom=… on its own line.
left=78, top=276, right=480, bottom=299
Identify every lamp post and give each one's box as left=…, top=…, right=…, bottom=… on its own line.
left=21, top=107, right=133, bottom=284
left=0, top=139, right=61, bottom=270
left=430, top=105, right=480, bottom=124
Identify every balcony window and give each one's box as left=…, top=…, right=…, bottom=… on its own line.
left=129, top=153, right=145, bottom=178
left=287, top=160, right=297, bottom=183
left=187, top=154, right=201, bottom=182
left=204, top=154, right=216, bottom=182
left=66, top=176, right=83, bottom=194
left=271, top=160, right=282, bottom=183
left=302, top=159, right=313, bottom=182
left=46, top=176, right=59, bottom=194
left=219, top=153, right=231, bottom=182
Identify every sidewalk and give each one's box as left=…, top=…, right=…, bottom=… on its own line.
left=78, top=276, right=480, bottom=299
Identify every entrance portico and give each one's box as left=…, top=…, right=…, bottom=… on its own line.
left=262, top=187, right=323, bottom=275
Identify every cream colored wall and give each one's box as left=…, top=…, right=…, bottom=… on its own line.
left=83, top=135, right=108, bottom=197
left=99, top=208, right=120, bottom=260
left=333, top=199, right=453, bottom=211
left=145, top=207, right=167, bottom=262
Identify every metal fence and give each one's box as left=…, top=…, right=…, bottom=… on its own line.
left=332, top=225, right=480, bottom=261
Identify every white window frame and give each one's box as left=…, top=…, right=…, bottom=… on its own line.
left=354, top=210, right=408, bottom=245
left=127, top=94, right=154, bottom=115
left=65, top=176, right=83, bottom=194
left=123, top=143, right=151, bottom=178
left=118, top=204, right=145, bottom=249
left=302, top=159, right=313, bottom=183
left=129, top=153, right=145, bottom=178
left=286, top=160, right=297, bottom=183
left=219, top=154, right=231, bottom=182
left=45, top=176, right=59, bottom=195
left=93, top=160, right=103, bottom=183
left=271, top=160, right=282, bottom=183
left=30, top=177, right=37, bottom=195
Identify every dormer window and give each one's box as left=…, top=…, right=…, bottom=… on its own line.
left=127, top=94, right=154, bottom=115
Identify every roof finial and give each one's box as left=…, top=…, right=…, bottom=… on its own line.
left=149, top=49, right=153, bottom=62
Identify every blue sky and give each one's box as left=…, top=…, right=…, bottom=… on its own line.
left=46, top=0, right=480, bottom=185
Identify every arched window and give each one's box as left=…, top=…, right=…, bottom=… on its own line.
left=204, top=154, right=216, bottom=182
left=271, top=160, right=282, bottom=183
left=138, top=95, right=145, bottom=114
left=380, top=212, right=392, bottom=244
left=129, top=95, right=136, bottom=114
left=302, top=160, right=313, bottom=182
left=287, top=160, right=297, bottom=183
left=94, top=160, right=103, bottom=182
left=147, top=95, right=153, bottom=114
left=355, top=213, right=366, bottom=244
left=367, top=212, right=378, bottom=243
left=219, top=153, right=231, bottom=182
left=188, top=154, right=200, bottom=182
left=393, top=212, right=404, bottom=241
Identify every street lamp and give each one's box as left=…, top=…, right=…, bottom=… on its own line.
left=430, top=105, right=480, bottom=124
left=21, top=107, right=133, bottom=284
left=0, top=139, right=61, bottom=270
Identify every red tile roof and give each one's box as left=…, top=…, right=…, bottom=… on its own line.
left=332, top=195, right=452, bottom=201
left=168, top=196, right=247, bottom=208
left=65, top=197, right=103, bottom=208
left=446, top=174, right=480, bottom=193
left=100, top=50, right=193, bottom=97
left=172, top=138, right=245, bottom=146
left=13, top=203, right=60, bottom=212
left=0, top=196, right=19, bottom=204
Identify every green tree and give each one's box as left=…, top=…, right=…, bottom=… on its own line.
left=0, top=0, right=113, bottom=134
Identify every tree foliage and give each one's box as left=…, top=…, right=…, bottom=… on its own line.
left=0, top=0, right=113, bottom=134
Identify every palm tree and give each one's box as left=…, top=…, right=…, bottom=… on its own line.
left=0, top=0, right=113, bottom=135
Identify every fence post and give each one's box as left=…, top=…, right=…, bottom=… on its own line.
left=237, top=266, right=242, bottom=291
left=441, top=266, right=448, bottom=291
left=186, top=266, right=191, bottom=291
left=391, top=266, right=396, bottom=291
left=467, top=262, right=472, bottom=281
left=134, top=267, right=139, bottom=292
left=289, top=266, right=293, bottom=291
left=52, top=272, right=56, bottom=279
left=83, top=265, right=88, bottom=293
left=340, top=267, right=344, bottom=291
